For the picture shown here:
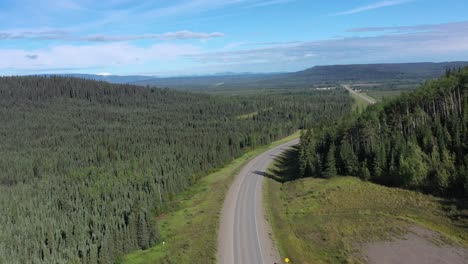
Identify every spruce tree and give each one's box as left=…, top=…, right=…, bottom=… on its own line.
left=324, top=143, right=337, bottom=178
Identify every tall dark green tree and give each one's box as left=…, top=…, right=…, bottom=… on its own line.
left=0, top=76, right=351, bottom=263
left=298, top=66, right=468, bottom=198
left=324, top=143, right=337, bottom=178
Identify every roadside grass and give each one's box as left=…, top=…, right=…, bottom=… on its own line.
left=349, top=91, right=371, bottom=113
left=265, top=154, right=468, bottom=264
left=122, top=131, right=300, bottom=264
left=366, top=90, right=404, bottom=101
left=356, top=92, right=377, bottom=104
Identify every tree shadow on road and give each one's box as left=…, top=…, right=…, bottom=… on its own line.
left=253, top=145, right=300, bottom=183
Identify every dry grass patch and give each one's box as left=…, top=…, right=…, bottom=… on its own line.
left=265, top=173, right=468, bottom=264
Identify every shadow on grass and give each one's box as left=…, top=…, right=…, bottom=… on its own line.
left=437, top=199, right=468, bottom=228
left=253, top=145, right=300, bottom=183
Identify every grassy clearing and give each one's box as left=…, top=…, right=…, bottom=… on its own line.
left=349, top=91, right=371, bottom=113
left=122, top=131, right=300, bottom=264
left=365, top=90, right=404, bottom=101
left=265, top=158, right=468, bottom=264
left=236, top=107, right=274, bottom=120
left=237, top=111, right=258, bottom=119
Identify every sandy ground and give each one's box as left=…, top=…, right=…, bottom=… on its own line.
left=363, top=226, right=468, bottom=264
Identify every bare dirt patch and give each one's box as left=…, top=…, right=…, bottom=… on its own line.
left=362, top=226, right=468, bottom=264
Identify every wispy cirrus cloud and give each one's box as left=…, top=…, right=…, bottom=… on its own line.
left=138, top=0, right=296, bottom=20
left=0, top=29, right=69, bottom=40
left=189, top=21, right=468, bottom=67
left=242, top=0, right=295, bottom=8
left=0, top=29, right=225, bottom=42
left=25, top=54, right=38, bottom=60
left=82, top=31, right=225, bottom=42
left=0, top=43, right=201, bottom=71
left=334, top=0, right=415, bottom=16
left=2, top=19, right=467, bottom=75
left=347, top=21, right=467, bottom=33
left=0, top=1, right=296, bottom=36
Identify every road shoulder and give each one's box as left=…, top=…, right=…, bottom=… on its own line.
left=123, top=132, right=300, bottom=264
left=265, top=169, right=468, bottom=263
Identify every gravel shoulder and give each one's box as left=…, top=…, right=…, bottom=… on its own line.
left=363, top=226, right=468, bottom=264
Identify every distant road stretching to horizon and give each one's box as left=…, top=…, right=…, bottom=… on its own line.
left=217, top=139, right=299, bottom=264
left=342, top=84, right=377, bottom=105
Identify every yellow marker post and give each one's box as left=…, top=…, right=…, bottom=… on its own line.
left=284, top=258, right=290, bottom=263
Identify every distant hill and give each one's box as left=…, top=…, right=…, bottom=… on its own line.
left=132, top=61, right=468, bottom=90
left=54, top=74, right=155, bottom=84
left=288, top=61, right=468, bottom=82
left=48, top=62, right=468, bottom=90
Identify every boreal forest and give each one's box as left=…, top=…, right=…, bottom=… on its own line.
left=0, top=76, right=351, bottom=263
left=298, top=67, right=468, bottom=198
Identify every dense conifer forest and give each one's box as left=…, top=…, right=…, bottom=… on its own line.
left=0, top=76, right=351, bottom=263
left=299, top=67, right=468, bottom=198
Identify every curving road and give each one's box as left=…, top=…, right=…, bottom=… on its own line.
left=218, top=139, right=299, bottom=264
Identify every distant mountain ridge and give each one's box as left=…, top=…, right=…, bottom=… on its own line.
left=56, top=74, right=156, bottom=84
left=289, top=61, right=468, bottom=82
left=131, top=61, right=468, bottom=89
left=47, top=61, right=468, bottom=90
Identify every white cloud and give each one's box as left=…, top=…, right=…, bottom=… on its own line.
left=347, top=21, right=467, bottom=33
left=2, top=21, right=468, bottom=75
left=242, top=0, right=295, bottom=8
left=0, top=43, right=201, bottom=71
left=82, top=31, right=225, bottom=42
left=0, top=29, right=69, bottom=40
left=334, top=0, right=415, bottom=16
left=189, top=21, right=468, bottom=66
left=0, top=29, right=225, bottom=42
left=25, top=54, right=38, bottom=60
left=141, top=0, right=294, bottom=18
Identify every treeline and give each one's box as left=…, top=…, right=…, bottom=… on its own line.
left=0, top=76, right=352, bottom=263
left=299, top=67, right=468, bottom=198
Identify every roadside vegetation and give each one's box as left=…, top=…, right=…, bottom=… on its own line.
left=123, top=132, right=300, bottom=264
left=299, top=68, right=468, bottom=199
left=265, top=173, right=467, bottom=263
left=265, top=68, right=468, bottom=263
left=365, top=90, right=404, bottom=101
left=348, top=89, right=371, bottom=113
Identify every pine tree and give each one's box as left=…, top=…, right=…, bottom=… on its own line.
left=137, top=211, right=150, bottom=250
left=339, top=139, right=358, bottom=175
left=359, top=161, right=371, bottom=181
left=324, top=143, right=337, bottom=178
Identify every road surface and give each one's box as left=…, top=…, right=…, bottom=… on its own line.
left=342, top=84, right=377, bottom=105
left=217, top=138, right=299, bottom=264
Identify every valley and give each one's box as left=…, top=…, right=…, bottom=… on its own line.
left=3, top=1, right=468, bottom=263
left=1, top=64, right=467, bottom=264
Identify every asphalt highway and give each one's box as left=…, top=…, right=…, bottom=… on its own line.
left=217, top=138, right=299, bottom=264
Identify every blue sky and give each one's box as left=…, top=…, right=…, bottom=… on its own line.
left=1, top=0, right=468, bottom=76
